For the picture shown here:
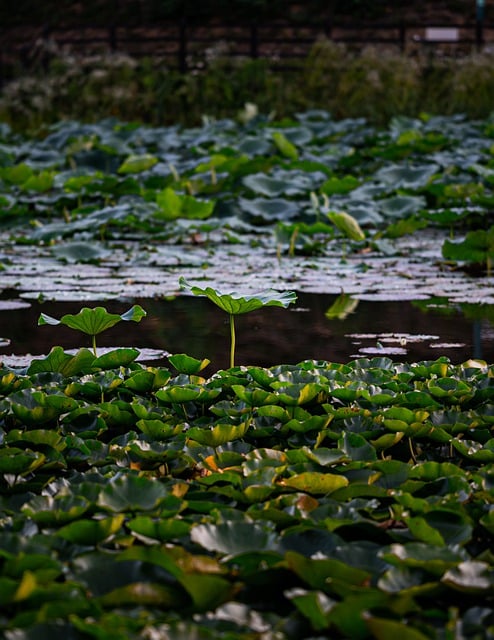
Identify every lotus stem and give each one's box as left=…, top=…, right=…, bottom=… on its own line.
left=229, top=314, right=236, bottom=369
left=92, top=335, right=98, bottom=357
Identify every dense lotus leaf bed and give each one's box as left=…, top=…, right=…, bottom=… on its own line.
left=0, top=112, right=493, bottom=304
left=0, top=345, right=493, bottom=638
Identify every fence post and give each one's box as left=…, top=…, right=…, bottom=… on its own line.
left=250, top=22, right=258, bottom=59
left=179, top=16, right=187, bottom=73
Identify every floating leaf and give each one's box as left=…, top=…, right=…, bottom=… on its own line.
left=283, top=471, right=348, bottom=494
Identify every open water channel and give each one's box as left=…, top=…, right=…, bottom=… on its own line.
left=1, top=292, right=492, bottom=371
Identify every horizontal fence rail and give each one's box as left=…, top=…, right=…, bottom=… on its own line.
left=1, top=19, right=493, bottom=84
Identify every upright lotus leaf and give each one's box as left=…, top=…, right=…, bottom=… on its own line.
left=155, top=187, right=215, bottom=220
left=272, top=131, right=299, bottom=160
left=180, top=277, right=296, bottom=367
left=117, top=153, right=158, bottom=174
left=325, top=293, right=359, bottom=320
left=38, top=305, right=147, bottom=356
left=327, top=211, right=365, bottom=241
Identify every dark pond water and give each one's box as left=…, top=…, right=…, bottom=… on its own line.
left=0, top=292, right=492, bottom=371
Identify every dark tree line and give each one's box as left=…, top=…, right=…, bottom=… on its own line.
left=1, top=0, right=475, bottom=28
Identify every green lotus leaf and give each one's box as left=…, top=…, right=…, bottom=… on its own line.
left=282, top=415, right=331, bottom=433
left=375, top=163, right=439, bottom=189
left=21, top=495, right=90, bottom=525
left=127, top=516, right=190, bottom=542
left=0, top=162, right=33, bottom=185
left=21, top=170, right=54, bottom=192
left=56, top=515, right=125, bottom=544
left=179, top=277, right=297, bottom=315
left=300, top=447, right=349, bottom=466
left=242, top=173, right=297, bottom=197
left=286, top=551, right=371, bottom=591
left=117, top=153, right=158, bottom=174
left=0, top=447, right=45, bottom=475
left=239, top=196, right=300, bottom=222
left=231, top=385, right=279, bottom=406
left=442, top=561, right=492, bottom=593
left=480, top=510, right=494, bottom=536
left=155, top=187, right=215, bottom=220
left=271, top=382, right=323, bottom=406
left=381, top=542, right=467, bottom=576
left=186, top=421, right=249, bottom=447
left=378, top=195, right=426, bottom=219
left=365, top=614, right=432, bottom=639
left=97, top=474, right=174, bottom=512
left=51, top=241, right=111, bottom=264
left=283, top=471, right=348, bottom=494
left=156, top=384, right=220, bottom=404
left=99, top=581, right=186, bottom=609
left=285, top=588, right=331, bottom=631
left=338, top=432, right=377, bottom=462
left=93, top=348, right=140, bottom=369
left=38, top=305, right=146, bottom=336
left=383, top=216, right=428, bottom=239
left=121, top=371, right=157, bottom=394
left=272, top=131, right=298, bottom=160
left=135, top=418, right=178, bottom=440
left=320, top=174, right=359, bottom=195
left=178, top=574, right=233, bottom=612
left=27, top=347, right=95, bottom=376
left=442, top=227, right=494, bottom=264
left=327, top=211, right=365, bottom=241
left=191, top=521, right=278, bottom=556
left=325, top=293, right=359, bottom=320
left=168, top=353, right=210, bottom=375
left=9, top=390, right=79, bottom=426
left=452, top=438, right=494, bottom=462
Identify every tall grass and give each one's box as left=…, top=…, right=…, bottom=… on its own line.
left=1, top=38, right=494, bottom=131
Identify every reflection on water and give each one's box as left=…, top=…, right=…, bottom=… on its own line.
left=0, top=292, right=492, bottom=370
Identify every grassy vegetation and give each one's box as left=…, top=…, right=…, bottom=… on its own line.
left=2, top=40, right=494, bottom=132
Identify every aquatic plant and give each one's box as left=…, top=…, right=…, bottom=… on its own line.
left=38, top=305, right=147, bottom=356
left=179, top=277, right=297, bottom=367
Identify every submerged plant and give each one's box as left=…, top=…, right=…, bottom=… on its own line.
left=38, top=305, right=147, bottom=356
left=179, top=277, right=297, bottom=367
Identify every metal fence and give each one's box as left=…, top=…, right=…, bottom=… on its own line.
left=1, top=18, right=492, bottom=84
